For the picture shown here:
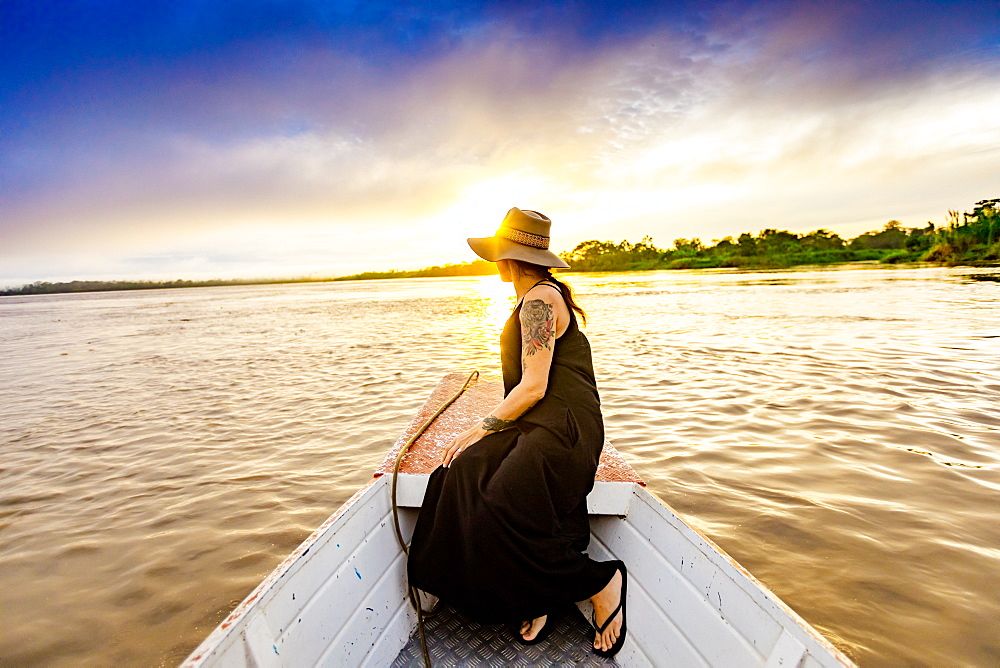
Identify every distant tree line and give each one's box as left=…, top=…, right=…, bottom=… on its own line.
left=3, top=200, right=996, bottom=296
left=559, top=198, right=1000, bottom=271
left=0, top=277, right=297, bottom=297
left=331, top=260, right=496, bottom=281
left=0, top=261, right=497, bottom=296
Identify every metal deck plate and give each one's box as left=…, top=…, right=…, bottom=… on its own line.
left=391, top=603, right=617, bottom=667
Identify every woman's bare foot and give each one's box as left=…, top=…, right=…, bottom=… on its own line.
left=520, top=614, right=547, bottom=642
left=590, top=569, right=623, bottom=651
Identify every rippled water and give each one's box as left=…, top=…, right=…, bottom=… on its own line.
left=1, top=266, right=998, bottom=667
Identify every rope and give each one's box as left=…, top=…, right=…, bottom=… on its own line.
left=391, top=370, right=479, bottom=668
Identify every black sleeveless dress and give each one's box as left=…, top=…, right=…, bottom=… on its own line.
left=407, top=281, right=616, bottom=623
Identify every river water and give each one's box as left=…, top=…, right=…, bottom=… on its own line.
left=1, top=266, right=998, bottom=667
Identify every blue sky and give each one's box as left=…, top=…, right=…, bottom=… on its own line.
left=2, top=0, right=998, bottom=285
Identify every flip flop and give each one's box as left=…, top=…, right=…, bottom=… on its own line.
left=516, top=609, right=559, bottom=646
left=592, top=561, right=627, bottom=658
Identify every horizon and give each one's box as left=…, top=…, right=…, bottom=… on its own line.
left=0, top=215, right=969, bottom=291
left=3, top=1, right=999, bottom=286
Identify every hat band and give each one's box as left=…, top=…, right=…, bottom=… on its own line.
left=497, top=226, right=550, bottom=249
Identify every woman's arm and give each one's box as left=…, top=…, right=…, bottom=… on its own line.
left=441, top=287, right=562, bottom=467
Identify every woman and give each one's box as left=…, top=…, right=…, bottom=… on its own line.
left=407, top=207, right=627, bottom=657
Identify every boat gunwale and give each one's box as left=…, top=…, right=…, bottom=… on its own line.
left=629, top=484, right=856, bottom=666
left=184, top=477, right=855, bottom=668
left=182, top=369, right=856, bottom=667
left=181, top=477, right=386, bottom=667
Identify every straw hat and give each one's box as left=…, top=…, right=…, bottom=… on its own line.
left=467, top=207, right=570, bottom=269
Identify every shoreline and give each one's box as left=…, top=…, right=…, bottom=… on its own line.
left=3, top=260, right=999, bottom=298
left=6, top=198, right=996, bottom=297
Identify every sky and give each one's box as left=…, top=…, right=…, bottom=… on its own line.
left=2, top=0, right=998, bottom=286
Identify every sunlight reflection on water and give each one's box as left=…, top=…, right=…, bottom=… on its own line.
left=0, top=266, right=998, bottom=666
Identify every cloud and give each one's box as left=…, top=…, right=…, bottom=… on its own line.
left=2, top=1, right=998, bottom=282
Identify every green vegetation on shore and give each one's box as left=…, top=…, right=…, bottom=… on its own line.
left=560, top=198, right=1000, bottom=271
left=3, top=199, right=996, bottom=297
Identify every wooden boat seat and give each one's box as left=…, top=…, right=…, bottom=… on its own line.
left=374, top=373, right=644, bottom=515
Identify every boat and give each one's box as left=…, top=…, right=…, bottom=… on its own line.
left=182, top=373, right=855, bottom=667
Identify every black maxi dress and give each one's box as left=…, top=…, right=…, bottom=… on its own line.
left=407, top=281, right=617, bottom=623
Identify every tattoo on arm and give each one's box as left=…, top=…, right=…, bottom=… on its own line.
left=482, top=415, right=516, bottom=432
left=521, top=299, right=554, bottom=357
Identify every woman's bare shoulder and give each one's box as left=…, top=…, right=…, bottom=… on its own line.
left=523, top=283, right=566, bottom=309
left=522, top=283, right=571, bottom=331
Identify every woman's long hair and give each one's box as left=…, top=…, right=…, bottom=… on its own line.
left=507, top=259, right=587, bottom=325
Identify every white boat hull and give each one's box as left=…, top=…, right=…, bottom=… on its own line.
left=183, top=475, right=853, bottom=667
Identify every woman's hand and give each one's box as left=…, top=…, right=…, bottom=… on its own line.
left=442, top=424, right=487, bottom=468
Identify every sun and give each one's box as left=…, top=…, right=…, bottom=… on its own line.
left=439, top=173, right=552, bottom=238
